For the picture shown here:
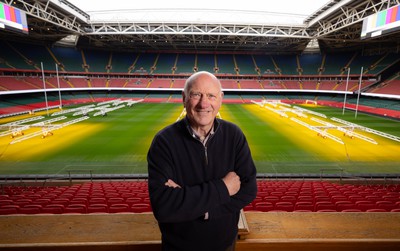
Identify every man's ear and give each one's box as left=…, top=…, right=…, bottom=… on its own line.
left=182, top=92, right=186, bottom=107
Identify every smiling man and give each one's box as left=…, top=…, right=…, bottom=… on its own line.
left=147, top=71, right=257, bottom=251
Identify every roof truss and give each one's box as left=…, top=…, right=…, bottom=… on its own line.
left=308, top=0, right=400, bottom=37
left=85, top=23, right=311, bottom=39
left=1, top=0, right=399, bottom=53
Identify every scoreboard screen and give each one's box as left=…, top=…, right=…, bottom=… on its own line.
left=0, top=3, right=29, bottom=35
left=361, top=4, right=400, bottom=39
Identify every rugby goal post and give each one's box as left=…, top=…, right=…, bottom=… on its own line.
left=305, top=99, right=317, bottom=105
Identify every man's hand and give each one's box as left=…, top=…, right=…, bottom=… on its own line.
left=222, top=171, right=241, bottom=196
left=165, top=179, right=181, bottom=188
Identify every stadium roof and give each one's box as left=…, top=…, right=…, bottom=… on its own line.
left=69, top=0, right=328, bottom=25
left=1, top=0, right=399, bottom=54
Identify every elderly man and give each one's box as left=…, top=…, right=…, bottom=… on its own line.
left=147, top=71, right=257, bottom=251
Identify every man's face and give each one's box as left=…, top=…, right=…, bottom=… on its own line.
left=183, top=74, right=223, bottom=130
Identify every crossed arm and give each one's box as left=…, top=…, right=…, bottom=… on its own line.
left=165, top=171, right=241, bottom=196
left=148, top=128, right=257, bottom=223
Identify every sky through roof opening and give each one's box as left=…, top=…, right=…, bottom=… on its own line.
left=68, top=0, right=332, bottom=25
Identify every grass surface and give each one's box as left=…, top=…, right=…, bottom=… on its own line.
left=1, top=102, right=399, bottom=176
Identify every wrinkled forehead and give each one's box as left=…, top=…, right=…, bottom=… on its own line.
left=187, top=73, right=221, bottom=93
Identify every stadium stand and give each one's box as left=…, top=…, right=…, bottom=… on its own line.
left=253, top=55, right=277, bottom=75
left=1, top=42, right=398, bottom=77
left=132, top=53, right=157, bottom=74
left=175, top=53, right=196, bottom=74
left=196, top=53, right=215, bottom=73
left=322, top=52, right=353, bottom=75
left=1, top=180, right=400, bottom=250
left=239, top=80, right=263, bottom=89
left=149, top=79, right=172, bottom=88
left=49, top=46, right=84, bottom=72
left=216, top=54, right=236, bottom=75
left=299, top=54, right=322, bottom=75
left=221, top=79, right=240, bottom=89
left=0, top=77, right=34, bottom=91
left=1, top=1, right=400, bottom=249
left=170, top=79, right=185, bottom=88
left=235, top=54, right=257, bottom=75
left=1, top=181, right=399, bottom=215
left=151, top=53, right=176, bottom=74
left=273, top=55, right=298, bottom=75
left=370, top=77, right=400, bottom=96
left=84, top=49, right=111, bottom=73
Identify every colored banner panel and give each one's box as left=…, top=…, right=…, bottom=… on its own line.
left=0, top=2, right=28, bottom=34
left=361, top=4, right=400, bottom=39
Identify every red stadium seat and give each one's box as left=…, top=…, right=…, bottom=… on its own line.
left=58, top=193, right=74, bottom=200
left=19, top=204, right=43, bottom=214
left=348, top=195, right=365, bottom=203
left=105, top=193, right=120, bottom=198
left=274, top=202, right=294, bottom=212
left=270, top=191, right=284, bottom=197
left=90, top=193, right=106, bottom=198
left=364, top=196, right=381, bottom=203
left=34, top=198, right=51, bottom=207
left=0, top=205, right=20, bottom=211
left=69, top=198, right=88, bottom=206
left=263, top=196, right=280, bottom=205
left=0, top=207, right=18, bottom=215
left=376, top=201, right=398, bottom=211
left=341, top=209, right=362, bottom=212
left=252, top=198, right=264, bottom=207
left=315, top=201, right=336, bottom=211
left=18, top=207, right=41, bottom=214
left=294, top=202, right=314, bottom=211
left=366, top=209, right=387, bottom=212
left=64, top=204, right=87, bottom=214
left=330, top=196, right=348, bottom=203
left=383, top=196, right=399, bottom=203
left=125, top=197, right=143, bottom=205
left=120, top=193, right=136, bottom=199
left=51, top=198, right=70, bottom=207
left=355, top=201, right=375, bottom=212
left=335, top=201, right=356, bottom=211
left=0, top=200, right=13, bottom=206
left=41, top=205, right=64, bottom=214
left=297, top=196, right=313, bottom=203
left=280, top=196, right=297, bottom=203
left=107, top=197, right=125, bottom=206
left=257, top=192, right=269, bottom=197
left=314, top=196, right=331, bottom=202
left=109, top=204, right=131, bottom=213
left=89, top=198, right=107, bottom=204
left=131, top=203, right=152, bottom=213
left=135, top=192, right=149, bottom=199
left=87, top=204, right=108, bottom=213
left=254, top=202, right=274, bottom=212
left=13, top=199, right=32, bottom=207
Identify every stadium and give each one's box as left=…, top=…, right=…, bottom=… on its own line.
left=0, top=0, right=400, bottom=250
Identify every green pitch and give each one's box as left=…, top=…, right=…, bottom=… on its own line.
left=0, top=102, right=399, bottom=176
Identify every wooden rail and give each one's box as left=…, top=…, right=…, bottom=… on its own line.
left=1, top=212, right=399, bottom=251
left=239, top=212, right=400, bottom=251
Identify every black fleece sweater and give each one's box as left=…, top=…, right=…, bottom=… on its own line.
left=147, top=117, right=257, bottom=251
